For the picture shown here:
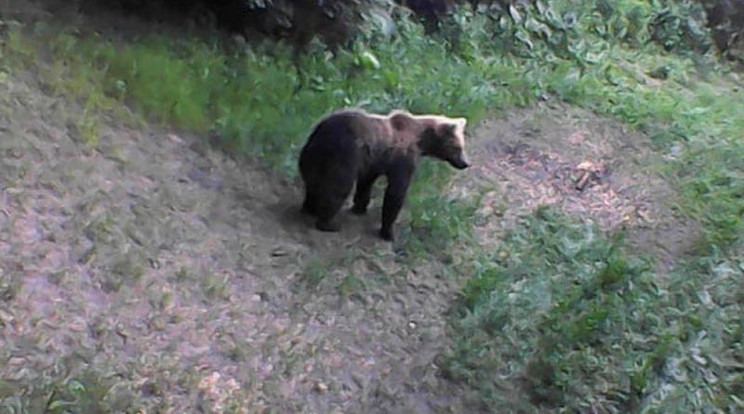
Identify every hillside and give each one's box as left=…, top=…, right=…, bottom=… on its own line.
left=1, top=1, right=743, bottom=413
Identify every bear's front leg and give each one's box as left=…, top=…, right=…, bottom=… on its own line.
left=351, top=172, right=380, bottom=215
left=379, top=161, right=414, bottom=241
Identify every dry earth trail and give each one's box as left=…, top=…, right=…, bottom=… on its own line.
left=0, top=67, right=486, bottom=413
left=0, top=18, right=686, bottom=414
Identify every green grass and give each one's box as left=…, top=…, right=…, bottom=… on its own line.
left=27, top=22, right=497, bottom=172
left=444, top=208, right=743, bottom=412
left=2, top=1, right=743, bottom=412
left=0, top=368, right=129, bottom=413
left=435, top=2, right=743, bottom=411
left=4, top=17, right=497, bottom=255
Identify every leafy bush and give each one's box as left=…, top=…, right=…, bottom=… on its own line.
left=648, top=0, right=711, bottom=53
left=438, top=0, right=711, bottom=62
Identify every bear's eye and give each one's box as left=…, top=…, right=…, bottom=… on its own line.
left=445, top=140, right=461, bottom=151
left=443, top=144, right=461, bottom=155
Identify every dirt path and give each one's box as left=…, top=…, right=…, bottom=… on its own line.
left=0, top=70, right=482, bottom=413
left=451, top=103, right=695, bottom=272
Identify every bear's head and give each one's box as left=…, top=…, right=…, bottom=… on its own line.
left=434, top=117, right=469, bottom=169
left=394, top=113, right=469, bottom=170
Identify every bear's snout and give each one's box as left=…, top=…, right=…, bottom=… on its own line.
left=450, top=154, right=470, bottom=169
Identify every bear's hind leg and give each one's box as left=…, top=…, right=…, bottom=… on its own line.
left=315, top=191, right=349, bottom=232
left=315, top=169, right=355, bottom=232
left=301, top=189, right=319, bottom=216
left=315, top=198, right=344, bottom=232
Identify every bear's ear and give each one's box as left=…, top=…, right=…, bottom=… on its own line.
left=456, top=117, right=467, bottom=128
left=390, top=112, right=416, bottom=131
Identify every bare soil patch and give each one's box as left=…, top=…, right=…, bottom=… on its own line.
left=451, top=102, right=696, bottom=271
left=0, top=70, right=478, bottom=413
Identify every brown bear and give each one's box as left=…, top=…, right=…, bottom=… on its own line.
left=298, top=108, right=470, bottom=241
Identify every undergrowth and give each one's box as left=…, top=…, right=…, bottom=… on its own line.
left=4, top=1, right=739, bottom=255
left=3, top=18, right=491, bottom=257
left=445, top=207, right=743, bottom=412
left=438, top=2, right=743, bottom=411
left=1, top=0, right=743, bottom=412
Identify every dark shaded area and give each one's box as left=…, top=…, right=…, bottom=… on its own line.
left=703, top=0, right=744, bottom=58
left=71, top=0, right=513, bottom=46
left=76, top=0, right=381, bottom=49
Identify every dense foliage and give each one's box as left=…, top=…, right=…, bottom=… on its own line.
left=78, top=0, right=744, bottom=58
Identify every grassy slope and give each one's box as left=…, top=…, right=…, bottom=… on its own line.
left=1, top=0, right=742, bottom=412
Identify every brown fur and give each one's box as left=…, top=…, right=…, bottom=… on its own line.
left=298, top=108, right=469, bottom=241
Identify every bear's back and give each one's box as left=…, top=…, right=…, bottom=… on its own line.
left=309, top=110, right=393, bottom=146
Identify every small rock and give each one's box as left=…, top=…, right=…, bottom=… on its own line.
left=315, top=382, right=328, bottom=393
left=150, top=315, right=167, bottom=331
left=576, top=160, right=595, bottom=171
left=232, top=34, right=246, bottom=46
left=567, top=131, right=586, bottom=145
left=167, top=134, right=184, bottom=144
left=271, top=247, right=288, bottom=257
left=187, top=168, right=221, bottom=189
